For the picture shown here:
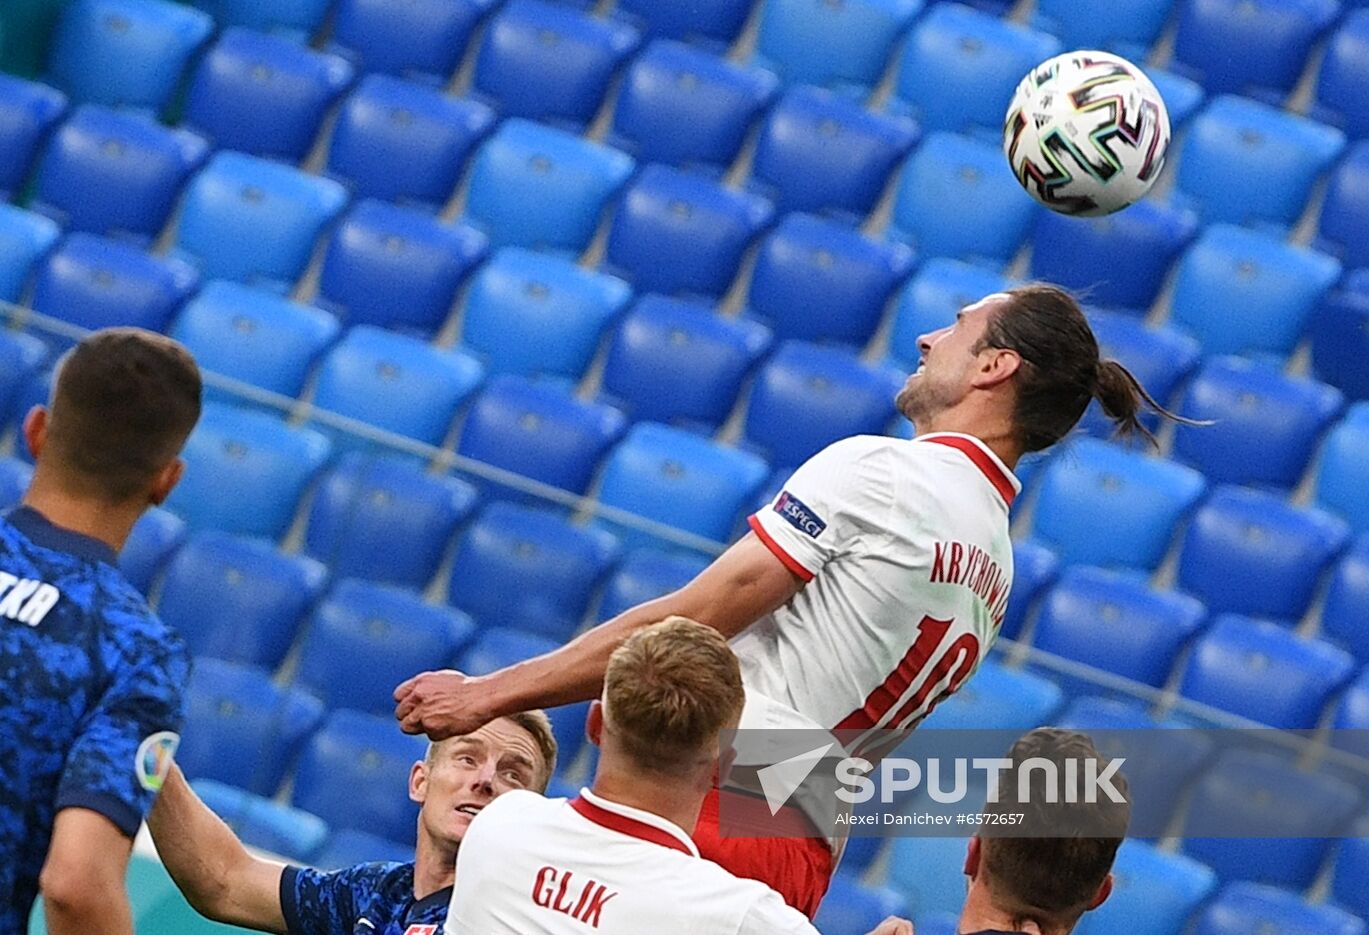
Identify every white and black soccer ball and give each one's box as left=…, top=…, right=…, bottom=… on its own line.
left=1004, top=50, right=1171, bottom=217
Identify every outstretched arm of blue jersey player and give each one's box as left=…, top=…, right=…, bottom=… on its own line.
left=40, top=808, right=136, bottom=935
left=146, top=765, right=289, bottom=933
left=396, top=531, right=805, bottom=740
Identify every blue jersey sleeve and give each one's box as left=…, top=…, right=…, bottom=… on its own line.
left=54, top=600, right=189, bottom=837
left=281, top=863, right=389, bottom=935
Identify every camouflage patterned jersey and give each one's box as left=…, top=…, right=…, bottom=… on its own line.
left=282, top=861, right=452, bottom=935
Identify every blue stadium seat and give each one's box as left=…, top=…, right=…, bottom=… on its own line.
left=742, top=341, right=901, bottom=469
left=294, top=579, right=476, bottom=715
left=313, top=829, right=412, bottom=870
left=157, top=531, right=328, bottom=668
left=1032, top=566, right=1207, bottom=694
left=754, top=0, right=924, bottom=95
left=178, top=656, right=324, bottom=796
left=1196, top=882, right=1367, bottom=935
left=1318, top=403, right=1369, bottom=535
left=596, top=548, right=708, bottom=622
left=464, top=119, right=635, bottom=255
left=305, top=452, right=478, bottom=590
left=191, top=0, right=332, bottom=40
left=610, top=41, right=777, bottom=173
left=1149, top=67, right=1207, bottom=130
left=174, top=151, right=349, bottom=291
left=913, top=914, right=959, bottom=935
left=193, top=779, right=328, bottom=861
left=329, top=0, right=494, bottom=85
left=0, top=206, right=59, bottom=304
left=1179, top=614, right=1356, bottom=728
left=921, top=660, right=1063, bottom=730
left=1174, top=357, right=1345, bottom=490
left=1000, top=538, right=1058, bottom=641
left=890, top=131, right=1037, bottom=265
left=614, top=0, right=754, bottom=47
left=1312, top=271, right=1369, bottom=403
left=166, top=402, right=332, bottom=540
left=1073, top=840, right=1217, bottom=935
left=1032, top=0, right=1176, bottom=60
left=0, top=75, right=66, bottom=201
left=1333, top=669, right=1369, bottom=762
left=32, top=105, right=207, bottom=242
left=749, top=87, right=919, bottom=223
left=184, top=29, right=354, bottom=163
left=32, top=233, right=199, bottom=339
left=171, top=280, right=340, bottom=400
left=461, top=248, right=632, bottom=380
left=599, top=295, right=772, bottom=432
left=327, top=75, right=495, bottom=211
left=745, top=214, right=915, bottom=347
left=0, top=457, right=31, bottom=509
left=47, top=0, right=213, bottom=111
left=813, top=875, right=908, bottom=935
left=595, top=422, right=769, bottom=550
left=317, top=200, right=487, bottom=337
left=312, top=325, right=485, bottom=448
left=1179, top=486, right=1350, bottom=624
left=1168, top=224, right=1341, bottom=359
left=885, top=837, right=971, bottom=918
left=1323, top=534, right=1369, bottom=665
left=472, top=0, right=640, bottom=130
left=1183, top=748, right=1360, bottom=889
left=604, top=164, right=775, bottom=300
left=1333, top=822, right=1369, bottom=919
left=119, top=506, right=185, bottom=595
left=448, top=502, right=619, bottom=641
left=1029, top=438, right=1207, bottom=572
left=292, top=709, right=428, bottom=844
left=1077, top=310, right=1202, bottom=439
left=1177, top=95, right=1345, bottom=229
left=887, top=258, right=1010, bottom=370
left=1172, top=0, right=1339, bottom=99
left=1315, top=11, right=1369, bottom=141
left=1318, top=144, right=1369, bottom=272
left=894, top=3, right=1061, bottom=136
left=1030, top=199, right=1199, bottom=315
left=457, top=375, right=626, bottom=500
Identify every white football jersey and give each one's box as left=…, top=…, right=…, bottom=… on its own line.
left=735, top=432, right=1019, bottom=755
left=444, top=788, right=818, bottom=935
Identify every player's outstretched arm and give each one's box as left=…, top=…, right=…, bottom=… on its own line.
left=40, top=808, right=136, bottom=935
left=395, top=531, right=804, bottom=739
left=146, top=764, right=289, bottom=933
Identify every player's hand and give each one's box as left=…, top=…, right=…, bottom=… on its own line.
left=865, top=917, right=913, bottom=935
left=393, top=669, right=492, bottom=740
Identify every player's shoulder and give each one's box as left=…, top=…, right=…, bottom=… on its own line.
left=474, top=788, right=554, bottom=827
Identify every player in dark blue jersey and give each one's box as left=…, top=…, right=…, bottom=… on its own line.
left=0, top=329, right=202, bottom=934
left=147, top=712, right=557, bottom=934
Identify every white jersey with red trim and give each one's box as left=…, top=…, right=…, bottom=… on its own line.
left=444, top=788, right=818, bottom=935
left=735, top=432, right=1019, bottom=752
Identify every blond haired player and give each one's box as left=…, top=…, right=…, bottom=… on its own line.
left=399, top=285, right=1188, bottom=915
left=445, top=618, right=910, bottom=935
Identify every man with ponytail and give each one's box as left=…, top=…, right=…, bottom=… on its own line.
left=396, top=283, right=1185, bottom=919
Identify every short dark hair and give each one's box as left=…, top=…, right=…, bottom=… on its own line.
left=981, top=284, right=1193, bottom=452
left=979, top=728, right=1131, bottom=928
left=44, top=328, right=201, bottom=501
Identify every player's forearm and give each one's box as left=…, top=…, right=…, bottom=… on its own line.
left=147, top=766, right=287, bottom=930
left=43, top=881, right=133, bottom=935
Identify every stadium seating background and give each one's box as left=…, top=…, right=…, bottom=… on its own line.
left=3, top=0, right=1368, bottom=931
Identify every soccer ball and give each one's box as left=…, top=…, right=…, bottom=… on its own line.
left=1003, top=50, right=1171, bottom=217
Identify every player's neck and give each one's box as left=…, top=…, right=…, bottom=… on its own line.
left=957, top=884, right=1053, bottom=935
left=412, top=830, right=457, bottom=901
left=913, top=411, right=1024, bottom=472
left=590, top=767, right=704, bottom=840
left=21, top=474, right=142, bottom=554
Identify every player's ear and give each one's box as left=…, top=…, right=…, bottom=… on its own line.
left=148, top=458, right=185, bottom=506
left=1086, top=873, right=1114, bottom=910
left=22, top=406, right=47, bottom=462
left=972, top=346, right=1022, bottom=390
left=963, top=835, right=981, bottom=880
left=409, top=758, right=429, bottom=805
left=586, top=701, right=604, bottom=748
